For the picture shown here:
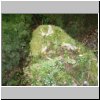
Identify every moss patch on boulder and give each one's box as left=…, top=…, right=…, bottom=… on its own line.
left=24, top=25, right=98, bottom=86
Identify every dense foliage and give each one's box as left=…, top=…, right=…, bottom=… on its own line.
left=2, top=14, right=32, bottom=85
left=2, top=14, right=98, bottom=86
left=32, top=14, right=98, bottom=37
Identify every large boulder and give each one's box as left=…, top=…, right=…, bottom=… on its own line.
left=25, top=25, right=98, bottom=86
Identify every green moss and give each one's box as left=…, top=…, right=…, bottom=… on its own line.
left=25, top=25, right=98, bottom=86
left=30, top=25, right=75, bottom=57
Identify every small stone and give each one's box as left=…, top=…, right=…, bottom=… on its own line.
left=83, top=81, right=89, bottom=86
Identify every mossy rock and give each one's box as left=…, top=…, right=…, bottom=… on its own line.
left=25, top=25, right=98, bottom=86
left=30, top=25, right=76, bottom=57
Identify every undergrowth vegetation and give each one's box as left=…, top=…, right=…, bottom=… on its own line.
left=2, top=14, right=33, bottom=85
left=2, top=14, right=98, bottom=86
